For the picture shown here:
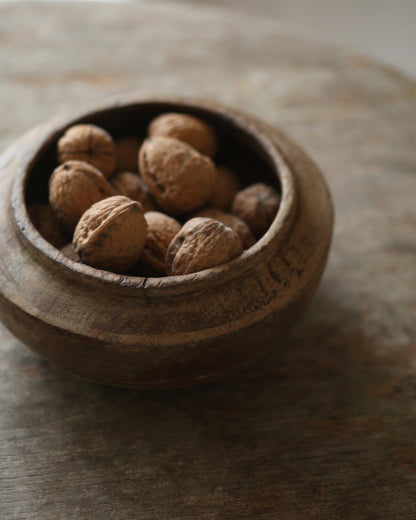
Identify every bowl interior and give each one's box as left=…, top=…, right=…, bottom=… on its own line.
left=14, top=98, right=295, bottom=295
left=25, top=101, right=280, bottom=207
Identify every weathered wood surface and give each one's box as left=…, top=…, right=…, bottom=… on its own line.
left=0, top=2, right=415, bottom=518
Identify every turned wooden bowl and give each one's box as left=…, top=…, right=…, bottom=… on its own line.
left=0, top=97, right=334, bottom=388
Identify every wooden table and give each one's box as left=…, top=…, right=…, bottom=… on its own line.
left=1, top=2, right=415, bottom=518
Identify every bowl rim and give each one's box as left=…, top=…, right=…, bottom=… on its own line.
left=11, top=96, right=297, bottom=295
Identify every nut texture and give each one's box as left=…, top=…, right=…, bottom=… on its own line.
left=27, top=203, right=67, bottom=249
left=166, top=217, right=243, bottom=275
left=49, top=160, right=116, bottom=233
left=141, top=211, right=181, bottom=273
left=208, top=166, right=241, bottom=210
left=57, top=124, right=117, bottom=178
left=60, top=243, right=80, bottom=263
left=115, top=136, right=141, bottom=173
left=231, top=183, right=281, bottom=237
left=194, top=207, right=255, bottom=249
left=110, top=171, right=156, bottom=212
left=139, top=136, right=216, bottom=214
left=148, top=112, right=217, bottom=157
left=73, top=196, right=147, bottom=272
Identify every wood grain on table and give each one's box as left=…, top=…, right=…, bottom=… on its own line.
left=0, top=2, right=415, bottom=519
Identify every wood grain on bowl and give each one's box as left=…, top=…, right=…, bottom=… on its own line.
left=0, top=97, right=333, bottom=388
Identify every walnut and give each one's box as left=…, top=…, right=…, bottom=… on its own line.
left=141, top=211, right=181, bottom=273
left=110, top=171, right=156, bottom=212
left=166, top=217, right=243, bottom=275
left=148, top=112, right=217, bottom=157
left=73, top=196, right=147, bottom=273
left=27, top=203, right=68, bottom=249
left=231, top=183, right=281, bottom=238
left=139, top=136, right=216, bottom=215
left=115, top=136, right=141, bottom=173
left=208, top=166, right=241, bottom=210
left=57, top=124, right=116, bottom=178
left=194, top=207, right=255, bottom=250
left=60, top=242, right=81, bottom=263
left=49, top=160, right=116, bottom=233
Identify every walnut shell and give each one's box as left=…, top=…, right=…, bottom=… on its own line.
left=60, top=243, right=81, bottom=263
left=141, top=211, right=181, bottom=273
left=27, top=203, right=68, bottom=249
left=73, top=196, right=147, bottom=273
left=208, top=166, right=241, bottom=210
left=115, top=136, right=141, bottom=173
left=194, top=207, right=255, bottom=250
left=57, top=124, right=117, bottom=178
left=231, top=183, right=281, bottom=238
left=49, top=160, right=116, bottom=233
left=166, top=217, right=243, bottom=275
left=110, top=171, right=156, bottom=212
left=148, top=112, right=217, bottom=157
left=139, top=136, right=216, bottom=215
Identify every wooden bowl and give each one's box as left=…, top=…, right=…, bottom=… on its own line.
left=0, top=97, right=334, bottom=388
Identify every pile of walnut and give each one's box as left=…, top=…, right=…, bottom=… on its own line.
left=28, top=113, right=281, bottom=276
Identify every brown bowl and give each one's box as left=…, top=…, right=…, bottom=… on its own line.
left=0, top=96, right=333, bottom=388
